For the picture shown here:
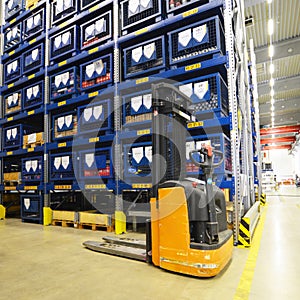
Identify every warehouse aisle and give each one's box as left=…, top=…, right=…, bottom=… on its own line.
left=0, top=186, right=299, bottom=300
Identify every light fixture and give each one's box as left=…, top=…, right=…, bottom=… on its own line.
left=271, top=106, right=275, bottom=111
left=269, top=63, right=275, bottom=74
left=268, top=19, right=274, bottom=35
left=271, top=112, right=275, bottom=117
left=281, top=105, right=285, bottom=108
left=271, top=98, right=275, bottom=105
left=270, top=78, right=275, bottom=87
left=272, top=117, right=275, bottom=122
left=287, top=47, right=293, bottom=53
left=270, top=89, right=275, bottom=97
left=269, top=45, right=274, bottom=57
left=267, top=0, right=272, bottom=4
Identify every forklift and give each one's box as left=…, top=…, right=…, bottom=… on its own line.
left=83, top=83, right=233, bottom=277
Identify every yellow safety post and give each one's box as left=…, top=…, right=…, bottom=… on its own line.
left=43, top=207, right=52, bottom=226
left=115, top=211, right=126, bottom=234
left=0, top=205, right=6, bottom=220
left=260, top=193, right=266, bottom=206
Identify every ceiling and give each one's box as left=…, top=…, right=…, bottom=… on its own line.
left=244, top=0, right=300, bottom=150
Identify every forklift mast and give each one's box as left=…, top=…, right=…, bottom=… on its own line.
left=151, top=83, right=193, bottom=199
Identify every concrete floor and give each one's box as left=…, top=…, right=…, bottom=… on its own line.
left=0, top=186, right=299, bottom=300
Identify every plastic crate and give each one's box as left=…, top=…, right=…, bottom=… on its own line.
left=22, top=156, right=43, bottom=182
left=80, top=10, right=112, bottom=50
left=53, top=111, right=77, bottom=141
left=3, top=124, right=34, bottom=150
left=178, top=73, right=228, bottom=117
left=166, top=0, right=209, bottom=15
left=187, top=133, right=232, bottom=175
left=77, top=99, right=113, bottom=134
left=80, top=54, right=112, bottom=91
left=50, top=152, right=74, bottom=180
left=80, top=0, right=101, bottom=11
left=4, top=90, right=22, bottom=116
left=50, top=67, right=79, bottom=101
left=120, top=0, right=162, bottom=35
left=124, top=142, right=152, bottom=179
left=22, top=43, right=44, bottom=75
left=51, top=0, right=78, bottom=26
left=5, top=0, right=24, bottom=21
left=50, top=25, right=79, bottom=62
left=123, top=36, right=166, bottom=79
left=23, top=8, right=45, bottom=41
left=122, top=90, right=152, bottom=126
left=168, top=15, right=225, bottom=67
left=4, top=56, right=22, bottom=84
left=23, top=81, right=44, bottom=110
left=79, top=148, right=113, bottom=180
left=4, top=22, right=22, bottom=52
left=21, top=195, right=43, bottom=222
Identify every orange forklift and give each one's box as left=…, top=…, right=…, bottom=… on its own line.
left=83, top=83, right=233, bottom=277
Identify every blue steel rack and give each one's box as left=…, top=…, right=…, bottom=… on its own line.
left=51, top=0, right=78, bottom=26
left=3, top=89, right=22, bottom=117
left=21, top=195, right=43, bottom=223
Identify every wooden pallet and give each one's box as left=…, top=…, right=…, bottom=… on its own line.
left=52, top=219, right=75, bottom=228
left=77, top=223, right=114, bottom=232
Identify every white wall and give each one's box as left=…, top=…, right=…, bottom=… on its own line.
left=266, top=149, right=297, bottom=181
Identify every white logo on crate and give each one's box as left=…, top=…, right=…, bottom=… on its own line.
left=62, top=156, right=70, bottom=170
left=132, top=46, right=143, bottom=63
left=193, top=24, right=207, bottom=43
left=32, top=48, right=39, bottom=61
left=179, top=29, right=192, bottom=48
left=86, top=63, right=95, bottom=78
left=55, top=74, right=62, bottom=88
left=94, top=60, right=104, bottom=75
left=129, top=0, right=140, bottom=15
left=93, top=105, right=103, bottom=120
left=186, top=141, right=195, bottom=160
left=6, top=129, right=12, bottom=140
left=131, top=95, right=143, bottom=112
left=55, top=35, right=62, bottom=49
left=194, top=81, right=209, bottom=100
left=31, top=160, right=38, bottom=172
left=143, top=42, right=155, bottom=59
left=11, top=128, right=17, bottom=139
left=28, top=133, right=37, bottom=144
left=85, top=153, right=95, bottom=168
left=62, top=32, right=71, bottom=46
left=25, top=161, right=32, bottom=172
left=145, top=146, right=152, bottom=163
left=33, top=85, right=40, bottom=97
left=132, top=147, right=143, bottom=164
left=65, top=115, right=73, bottom=128
left=62, top=72, right=70, bottom=85
left=54, top=157, right=62, bottom=170
left=84, top=107, right=93, bottom=122
left=57, top=116, right=65, bottom=130
left=24, top=198, right=30, bottom=210
left=179, top=83, right=193, bottom=98
left=143, top=94, right=152, bottom=110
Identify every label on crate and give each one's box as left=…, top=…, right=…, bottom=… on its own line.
left=59, top=21, right=68, bottom=30
left=135, top=27, right=149, bottom=36
left=58, top=60, right=67, bottom=67
left=9, top=50, right=15, bottom=56
left=28, top=74, right=35, bottom=80
left=24, top=186, right=38, bottom=191
left=185, top=63, right=201, bottom=72
left=7, top=117, right=14, bottom=122
left=8, top=83, right=14, bottom=89
left=136, top=77, right=149, bottom=85
left=137, top=129, right=150, bottom=136
left=7, top=151, right=13, bottom=156
left=29, top=38, right=37, bottom=45
left=10, top=18, right=17, bottom=25
left=28, top=110, right=35, bottom=116
left=89, top=91, right=99, bottom=98
left=89, top=4, right=100, bottom=13
left=5, top=186, right=16, bottom=191
left=187, top=121, right=204, bottom=128
left=89, top=47, right=99, bottom=55
left=85, top=184, right=106, bottom=190
left=132, top=184, right=152, bottom=189
left=54, top=185, right=72, bottom=190
left=182, top=8, right=199, bottom=18
left=27, top=148, right=35, bottom=153
left=58, top=101, right=67, bottom=107
left=58, top=142, right=67, bottom=148
left=89, top=137, right=100, bottom=143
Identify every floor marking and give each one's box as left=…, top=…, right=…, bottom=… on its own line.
left=234, top=204, right=268, bottom=300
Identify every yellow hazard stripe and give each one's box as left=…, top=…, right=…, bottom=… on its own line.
left=239, top=223, right=250, bottom=237
left=234, top=204, right=268, bottom=299
left=238, top=236, right=250, bottom=247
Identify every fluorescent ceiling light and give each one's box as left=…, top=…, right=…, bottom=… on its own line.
left=269, top=63, right=275, bottom=74
left=267, top=0, right=272, bottom=3
left=269, top=45, right=274, bottom=57
left=270, top=89, right=275, bottom=97
left=270, top=78, right=275, bottom=87
left=268, top=19, right=274, bottom=35
left=271, top=112, right=275, bottom=117
left=272, top=117, right=275, bottom=122
left=271, top=97, right=275, bottom=104
left=271, top=106, right=275, bottom=111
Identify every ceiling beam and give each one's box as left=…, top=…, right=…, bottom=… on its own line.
left=254, top=37, right=300, bottom=64
left=259, top=97, right=300, bottom=111
left=260, top=125, right=300, bottom=135
left=263, top=145, right=291, bottom=150
left=257, top=75, right=300, bottom=95
left=261, top=136, right=296, bottom=145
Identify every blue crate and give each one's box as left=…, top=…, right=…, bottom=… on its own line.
left=4, top=22, right=22, bottom=52
left=80, top=54, right=112, bottom=91
left=50, top=152, right=75, bottom=181
left=80, top=0, right=101, bottom=11
left=77, top=99, right=113, bottom=134
left=124, top=142, right=152, bottom=179
left=21, top=195, right=43, bottom=222
left=50, top=67, right=79, bottom=101
left=80, top=10, right=112, bottom=50
left=22, top=43, right=44, bottom=75
left=23, top=8, right=45, bottom=41
left=52, top=111, right=77, bottom=141
left=120, top=0, right=162, bottom=35
left=123, top=36, right=166, bottom=79
left=51, top=0, right=78, bottom=26
left=5, top=0, right=24, bottom=21
left=166, top=0, right=209, bottom=15
left=122, top=90, right=152, bottom=126
left=4, top=90, right=22, bottom=116
left=186, top=133, right=232, bottom=175
left=50, top=25, right=79, bottom=62
left=23, top=81, right=44, bottom=110
left=79, top=147, right=113, bottom=180
left=22, top=156, right=43, bottom=182
left=168, top=15, right=225, bottom=67
left=4, top=56, right=22, bottom=84
left=3, top=124, right=34, bottom=150
left=177, top=73, right=228, bottom=117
